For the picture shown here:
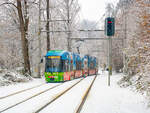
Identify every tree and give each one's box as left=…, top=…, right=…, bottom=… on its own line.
left=0, top=0, right=31, bottom=75
left=16, top=0, right=31, bottom=75
left=116, top=0, right=150, bottom=97
left=42, top=0, right=80, bottom=51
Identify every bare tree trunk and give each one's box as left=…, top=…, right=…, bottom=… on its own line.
left=46, top=0, right=50, bottom=52
left=17, top=0, right=31, bottom=75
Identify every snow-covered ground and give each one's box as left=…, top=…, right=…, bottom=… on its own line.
left=39, top=76, right=95, bottom=113
left=81, top=71, right=150, bottom=113
left=0, top=69, right=33, bottom=87
left=0, top=78, right=82, bottom=113
left=0, top=70, right=150, bottom=113
left=0, top=78, right=45, bottom=98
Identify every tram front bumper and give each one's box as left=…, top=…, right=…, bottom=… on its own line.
left=45, top=72, right=64, bottom=82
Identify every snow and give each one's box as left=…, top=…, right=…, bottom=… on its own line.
left=0, top=78, right=45, bottom=98
left=39, top=76, right=95, bottom=113
left=0, top=69, right=33, bottom=87
left=0, top=70, right=150, bottom=113
left=0, top=82, right=59, bottom=111
left=1, top=78, right=82, bottom=113
left=81, top=71, right=150, bottom=113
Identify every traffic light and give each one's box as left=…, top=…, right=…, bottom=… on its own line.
left=105, top=17, right=115, bottom=36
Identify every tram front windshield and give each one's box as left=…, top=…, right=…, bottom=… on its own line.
left=45, top=57, right=61, bottom=72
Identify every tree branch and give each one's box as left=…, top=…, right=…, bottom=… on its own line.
left=0, top=2, right=17, bottom=9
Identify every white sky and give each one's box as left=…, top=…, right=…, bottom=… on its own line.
left=78, top=0, right=119, bottom=21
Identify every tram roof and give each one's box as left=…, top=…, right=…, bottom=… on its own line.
left=46, top=50, right=70, bottom=60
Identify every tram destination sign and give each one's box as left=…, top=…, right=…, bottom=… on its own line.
left=48, top=56, right=60, bottom=59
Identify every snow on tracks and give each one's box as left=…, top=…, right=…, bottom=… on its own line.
left=0, top=83, right=61, bottom=112
left=39, top=75, right=97, bottom=113
left=1, top=78, right=83, bottom=113
left=0, top=75, right=98, bottom=113
left=0, top=83, right=46, bottom=99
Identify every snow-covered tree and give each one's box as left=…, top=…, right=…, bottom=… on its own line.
left=116, top=0, right=150, bottom=101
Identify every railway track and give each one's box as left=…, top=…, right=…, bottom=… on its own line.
left=38, top=75, right=97, bottom=113
left=0, top=83, right=46, bottom=100
left=35, top=78, right=84, bottom=113
left=0, top=75, right=97, bottom=113
left=0, top=83, right=62, bottom=113
left=75, top=75, right=97, bottom=113
left=0, top=78, right=84, bottom=113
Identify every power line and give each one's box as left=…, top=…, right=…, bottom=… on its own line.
left=70, top=37, right=123, bottom=40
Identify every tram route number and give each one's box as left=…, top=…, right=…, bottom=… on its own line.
left=48, top=76, right=58, bottom=79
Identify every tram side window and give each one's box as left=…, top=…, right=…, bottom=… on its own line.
left=67, top=60, right=70, bottom=71
left=62, top=60, right=65, bottom=72
left=90, top=62, right=94, bottom=69
left=66, top=60, right=69, bottom=71
left=91, top=62, right=93, bottom=69
left=79, top=61, right=82, bottom=70
left=70, top=60, right=73, bottom=71
left=92, top=62, right=95, bottom=69
left=89, top=62, right=91, bottom=69
left=84, top=61, right=88, bottom=69
left=76, top=61, right=79, bottom=70
left=76, top=61, right=78, bottom=70
left=96, top=61, right=98, bottom=68
left=94, top=60, right=97, bottom=68
left=62, top=60, right=69, bottom=72
left=76, top=61, right=82, bottom=70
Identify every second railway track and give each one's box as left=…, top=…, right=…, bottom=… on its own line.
left=0, top=83, right=62, bottom=112
left=0, top=83, right=46, bottom=100
left=0, top=78, right=84, bottom=113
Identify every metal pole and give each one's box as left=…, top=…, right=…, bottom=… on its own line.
left=46, top=0, right=50, bottom=51
left=37, top=0, right=42, bottom=78
left=107, top=3, right=113, bottom=86
left=67, top=0, right=71, bottom=52
left=108, top=36, right=112, bottom=86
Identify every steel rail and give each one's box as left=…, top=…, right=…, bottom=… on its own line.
left=35, top=78, right=84, bottom=113
left=0, top=84, right=62, bottom=113
left=75, top=75, right=97, bottom=113
left=0, top=83, right=46, bottom=100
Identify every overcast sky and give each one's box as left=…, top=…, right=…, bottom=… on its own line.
left=78, top=0, right=119, bottom=22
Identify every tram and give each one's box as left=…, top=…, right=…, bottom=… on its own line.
left=45, top=50, right=98, bottom=82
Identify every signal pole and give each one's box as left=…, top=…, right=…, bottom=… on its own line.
left=108, top=36, right=112, bottom=86
left=106, top=4, right=114, bottom=86
left=105, top=17, right=115, bottom=86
